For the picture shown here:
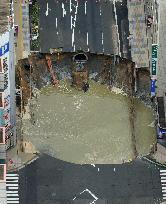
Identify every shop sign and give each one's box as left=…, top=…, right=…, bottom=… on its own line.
left=151, top=79, right=156, bottom=96
left=152, top=58, right=157, bottom=76
left=0, top=42, right=9, bottom=57
left=152, top=44, right=158, bottom=59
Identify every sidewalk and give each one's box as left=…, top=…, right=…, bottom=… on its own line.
left=7, top=140, right=39, bottom=172
left=14, top=0, right=30, bottom=62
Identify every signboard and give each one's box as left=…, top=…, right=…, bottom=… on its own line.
left=151, top=79, right=156, bottom=96
left=152, top=58, right=157, bottom=76
left=151, top=44, right=158, bottom=76
left=152, top=44, right=158, bottom=58
left=0, top=43, right=9, bottom=57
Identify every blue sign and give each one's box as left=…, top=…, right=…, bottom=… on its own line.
left=151, top=79, right=156, bottom=96
left=0, top=42, right=9, bottom=57
left=159, top=128, right=166, bottom=134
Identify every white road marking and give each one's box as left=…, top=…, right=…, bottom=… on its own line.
left=6, top=177, right=18, bottom=180
left=7, top=194, right=19, bottom=197
left=7, top=198, right=19, bottom=201
left=101, top=32, right=104, bottom=45
left=85, top=1, right=87, bottom=15
left=45, top=3, right=49, bottom=16
left=6, top=174, right=18, bottom=177
left=80, top=188, right=98, bottom=203
left=70, top=0, right=72, bottom=12
left=6, top=201, right=19, bottom=204
left=6, top=184, right=18, bottom=187
left=160, top=170, right=166, bottom=173
left=71, top=16, right=73, bottom=29
left=7, top=191, right=18, bottom=194
left=97, top=168, right=100, bottom=172
left=73, top=196, right=76, bottom=200
left=6, top=180, right=19, bottom=183
left=114, top=168, right=116, bottom=172
left=72, top=30, right=75, bottom=47
left=160, top=170, right=166, bottom=200
left=160, top=173, right=166, bottom=176
left=62, top=3, right=67, bottom=17
left=56, top=18, right=58, bottom=28
left=8, top=187, right=19, bottom=190
left=87, top=32, right=89, bottom=45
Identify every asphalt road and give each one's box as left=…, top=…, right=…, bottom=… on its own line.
left=17, top=154, right=163, bottom=204
left=39, top=0, right=114, bottom=54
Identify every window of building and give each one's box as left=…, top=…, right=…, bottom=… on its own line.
left=0, top=93, right=3, bottom=107
left=0, top=128, right=4, bottom=144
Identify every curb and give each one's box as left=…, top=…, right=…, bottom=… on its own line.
left=7, top=155, right=39, bottom=173
left=142, top=156, right=166, bottom=168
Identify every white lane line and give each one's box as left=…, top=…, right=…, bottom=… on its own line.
left=87, top=32, right=89, bottom=45
left=85, top=1, right=87, bottom=15
left=71, top=16, right=73, bottom=29
left=62, top=3, right=67, bottom=17
left=56, top=18, right=58, bottom=28
left=73, top=44, right=75, bottom=52
left=70, top=0, right=72, bottom=12
left=72, top=29, right=75, bottom=47
left=45, top=2, right=49, bottom=16
left=7, top=201, right=19, bottom=204
left=101, top=32, right=104, bottom=45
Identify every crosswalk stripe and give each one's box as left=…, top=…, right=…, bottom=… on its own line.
left=6, top=174, right=19, bottom=204
left=7, top=198, right=19, bottom=201
left=6, top=180, right=19, bottom=183
left=6, top=201, right=19, bottom=204
left=6, top=184, right=18, bottom=186
left=6, top=177, right=19, bottom=180
left=7, top=194, right=19, bottom=197
left=161, top=180, right=166, bottom=183
left=7, top=191, right=18, bottom=194
left=8, top=187, right=18, bottom=190
left=160, top=173, right=166, bottom=176
left=6, top=174, right=18, bottom=177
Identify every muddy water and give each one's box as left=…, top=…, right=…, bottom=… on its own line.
left=23, top=80, right=156, bottom=164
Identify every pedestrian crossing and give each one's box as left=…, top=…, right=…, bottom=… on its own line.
left=6, top=173, right=19, bottom=204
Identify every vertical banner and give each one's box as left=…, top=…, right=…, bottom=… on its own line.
left=151, top=44, right=158, bottom=76
left=151, top=79, right=156, bottom=97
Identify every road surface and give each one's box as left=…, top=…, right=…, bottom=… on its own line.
left=17, top=154, right=163, bottom=204
left=39, top=0, right=115, bottom=55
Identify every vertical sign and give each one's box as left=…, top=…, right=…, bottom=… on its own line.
left=151, top=44, right=158, bottom=76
